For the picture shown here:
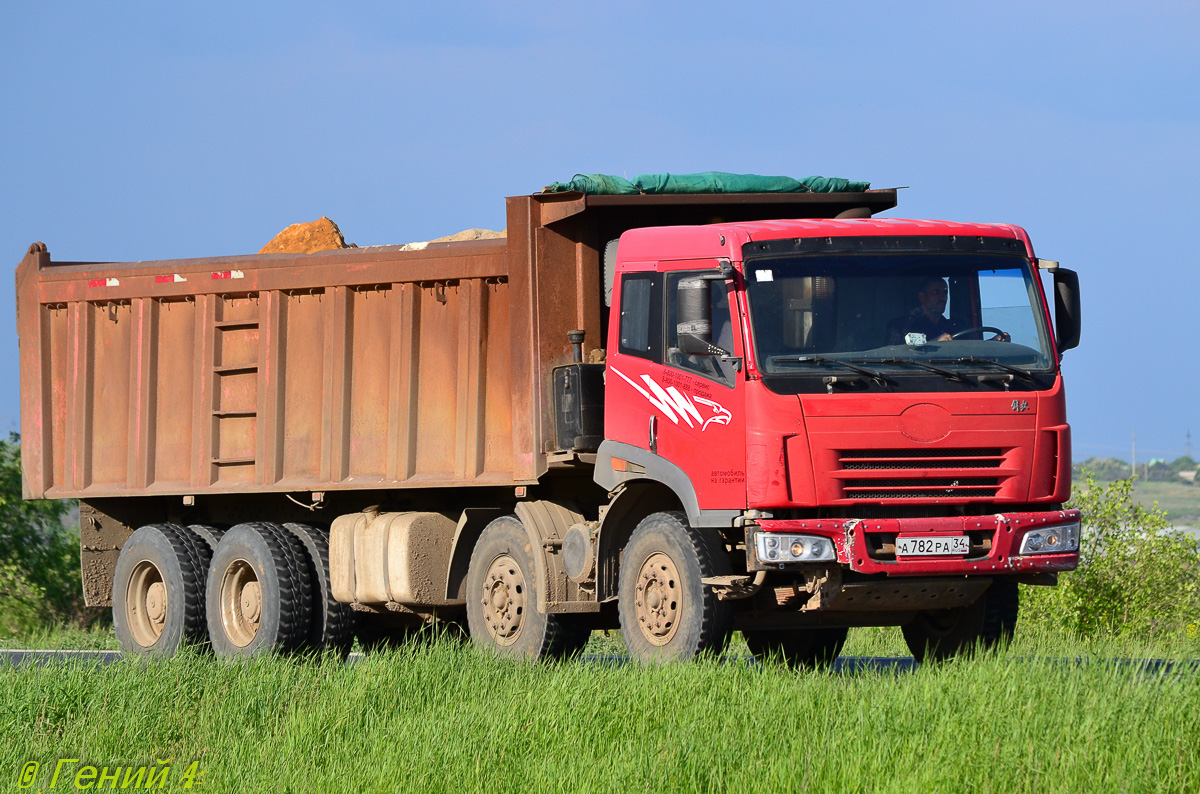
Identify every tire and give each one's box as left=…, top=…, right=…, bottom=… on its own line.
left=743, top=627, right=848, bottom=670
left=618, top=511, right=734, bottom=663
left=113, top=523, right=211, bottom=658
left=205, top=522, right=312, bottom=658
left=464, top=515, right=586, bottom=660
left=188, top=524, right=226, bottom=555
left=284, top=522, right=355, bottom=657
left=902, top=579, right=1019, bottom=663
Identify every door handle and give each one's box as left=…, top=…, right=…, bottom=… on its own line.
left=648, top=414, right=658, bottom=454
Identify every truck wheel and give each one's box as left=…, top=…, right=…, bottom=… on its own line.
left=902, top=579, right=1019, bottom=663
left=465, top=516, right=584, bottom=660
left=618, top=511, right=734, bottom=663
left=743, top=627, right=848, bottom=669
left=284, top=522, right=355, bottom=657
left=206, top=522, right=312, bottom=658
left=188, top=524, right=226, bottom=555
left=113, top=523, right=211, bottom=658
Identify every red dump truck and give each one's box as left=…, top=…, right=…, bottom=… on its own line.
left=15, top=177, right=1082, bottom=663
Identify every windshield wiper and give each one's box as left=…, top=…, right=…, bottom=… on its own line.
left=769, top=355, right=887, bottom=384
left=930, top=356, right=1037, bottom=381
left=850, top=357, right=967, bottom=382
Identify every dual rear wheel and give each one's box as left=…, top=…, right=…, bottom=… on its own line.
left=113, top=524, right=210, bottom=657
left=113, top=521, right=353, bottom=659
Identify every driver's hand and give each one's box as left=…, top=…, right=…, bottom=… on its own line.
left=936, top=333, right=952, bottom=341
left=994, top=332, right=1011, bottom=343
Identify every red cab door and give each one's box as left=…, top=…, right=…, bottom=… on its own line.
left=605, top=262, right=747, bottom=513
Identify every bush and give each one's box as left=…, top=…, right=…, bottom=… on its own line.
left=0, top=562, right=47, bottom=636
left=1071, top=457, right=1131, bottom=481
left=0, top=433, right=89, bottom=627
left=1021, top=471, right=1200, bottom=636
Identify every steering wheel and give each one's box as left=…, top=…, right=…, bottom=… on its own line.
left=950, top=326, right=1009, bottom=341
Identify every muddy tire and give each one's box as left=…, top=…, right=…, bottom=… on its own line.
left=902, top=579, right=1019, bottom=663
left=205, top=522, right=312, bottom=658
left=743, top=627, right=848, bottom=669
left=188, top=524, right=226, bottom=555
left=618, top=511, right=734, bottom=663
left=284, top=522, right=355, bottom=657
left=113, top=523, right=212, bottom=658
left=465, top=515, right=585, bottom=660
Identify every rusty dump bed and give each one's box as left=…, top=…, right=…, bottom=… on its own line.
left=15, top=189, right=896, bottom=500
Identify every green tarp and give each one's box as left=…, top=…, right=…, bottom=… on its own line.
left=544, top=171, right=870, bottom=195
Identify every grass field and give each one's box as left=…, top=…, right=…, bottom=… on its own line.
left=7, top=620, right=1200, bottom=659
left=1126, top=480, right=1200, bottom=526
left=3, top=627, right=1199, bottom=793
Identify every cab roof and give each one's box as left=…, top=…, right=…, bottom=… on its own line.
left=616, top=218, right=1032, bottom=265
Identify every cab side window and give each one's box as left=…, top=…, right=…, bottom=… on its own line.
left=618, top=273, right=661, bottom=361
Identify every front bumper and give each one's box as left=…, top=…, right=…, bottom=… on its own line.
left=748, top=509, right=1081, bottom=576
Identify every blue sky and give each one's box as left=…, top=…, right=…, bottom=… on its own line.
left=2, top=2, right=1197, bottom=462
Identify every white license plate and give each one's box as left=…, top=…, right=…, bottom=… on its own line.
left=895, top=535, right=969, bottom=556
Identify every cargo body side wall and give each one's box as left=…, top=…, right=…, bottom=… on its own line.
left=16, top=243, right=517, bottom=499
left=506, top=196, right=605, bottom=480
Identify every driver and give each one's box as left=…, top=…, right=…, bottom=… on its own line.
left=887, top=276, right=960, bottom=343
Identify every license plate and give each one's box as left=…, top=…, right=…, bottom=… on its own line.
left=895, top=535, right=969, bottom=556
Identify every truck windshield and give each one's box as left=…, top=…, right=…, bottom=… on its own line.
left=742, top=252, right=1054, bottom=382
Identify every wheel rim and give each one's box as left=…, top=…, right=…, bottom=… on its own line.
left=481, top=555, right=525, bottom=646
left=126, top=560, right=168, bottom=647
left=634, top=552, right=681, bottom=646
left=220, top=559, right=262, bottom=647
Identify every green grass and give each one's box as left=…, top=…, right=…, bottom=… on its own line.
left=0, top=624, right=118, bottom=651
left=3, top=630, right=1199, bottom=793
left=9, top=621, right=1200, bottom=661
left=1126, top=480, right=1200, bottom=525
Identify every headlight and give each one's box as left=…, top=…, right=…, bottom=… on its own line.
left=755, top=532, right=835, bottom=563
left=1018, top=521, right=1081, bottom=555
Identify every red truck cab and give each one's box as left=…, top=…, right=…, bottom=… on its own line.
left=595, top=218, right=1082, bottom=662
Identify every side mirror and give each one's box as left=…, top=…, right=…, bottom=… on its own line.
left=676, top=262, right=735, bottom=356
left=676, top=276, right=718, bottom=355
left=1053, top=268, right=1081, bottom=353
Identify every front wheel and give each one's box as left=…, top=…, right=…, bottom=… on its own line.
left=902, top=579, right=1018, bottom=663
left=618, top=511, right=734, bottom=663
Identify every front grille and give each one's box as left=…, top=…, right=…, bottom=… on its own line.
left=847, top=487, right=1000, bottom=499
left=836, top=448, right=1008, bottom=500
left=839, top=448, right=1004, bottom=470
